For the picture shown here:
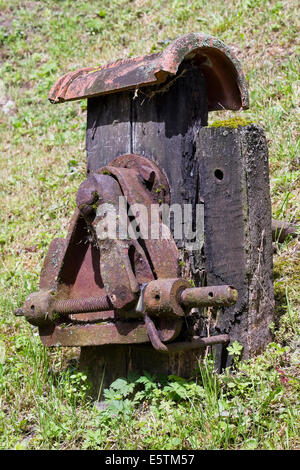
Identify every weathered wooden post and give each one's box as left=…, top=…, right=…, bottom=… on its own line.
left=16, top=33, right=274, bottom=395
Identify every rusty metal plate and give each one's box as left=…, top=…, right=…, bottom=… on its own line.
left=39, top=321, right=150, bottom=347
left=48, top=33, right=249, bottom=111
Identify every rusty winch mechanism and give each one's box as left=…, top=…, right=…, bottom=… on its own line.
left=16, top=154, right=237, bottom=353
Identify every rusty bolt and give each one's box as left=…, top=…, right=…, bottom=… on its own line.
left=15, top=292, right=112, bottom=326
left=16, top=280, right=238, bottom=328
left=143, top=279, right=238, bottom=318
left=180, top=285, right=238, bottom=309
left=15, top=290, right=53, bottom=326
left=143, top=278, right=190, bottom=317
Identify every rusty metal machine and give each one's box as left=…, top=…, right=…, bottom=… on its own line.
left=16, top=153, right=237, bottom=352
left=16, top=33, right=276, bottom=388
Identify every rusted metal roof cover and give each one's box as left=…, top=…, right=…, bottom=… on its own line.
left=49, top=33, right=249, bottom=111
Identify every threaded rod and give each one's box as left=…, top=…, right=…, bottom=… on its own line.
left=52, top=295, right=112, bottom=314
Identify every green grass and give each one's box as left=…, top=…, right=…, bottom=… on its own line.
left=0, top=0, right=299, bottom=450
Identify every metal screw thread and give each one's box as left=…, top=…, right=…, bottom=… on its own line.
left=52, top=296, right=112, bottom=314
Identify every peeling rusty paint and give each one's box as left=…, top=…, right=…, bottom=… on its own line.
left=48, top=33, right=249, bottom=111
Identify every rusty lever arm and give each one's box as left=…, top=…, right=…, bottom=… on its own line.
left=159, top=334, right=230, bottom=354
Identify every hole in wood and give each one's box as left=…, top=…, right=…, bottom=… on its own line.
left=214, top=169, right=224, bottom=180
left=208, top=292, right=214, bottom=297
